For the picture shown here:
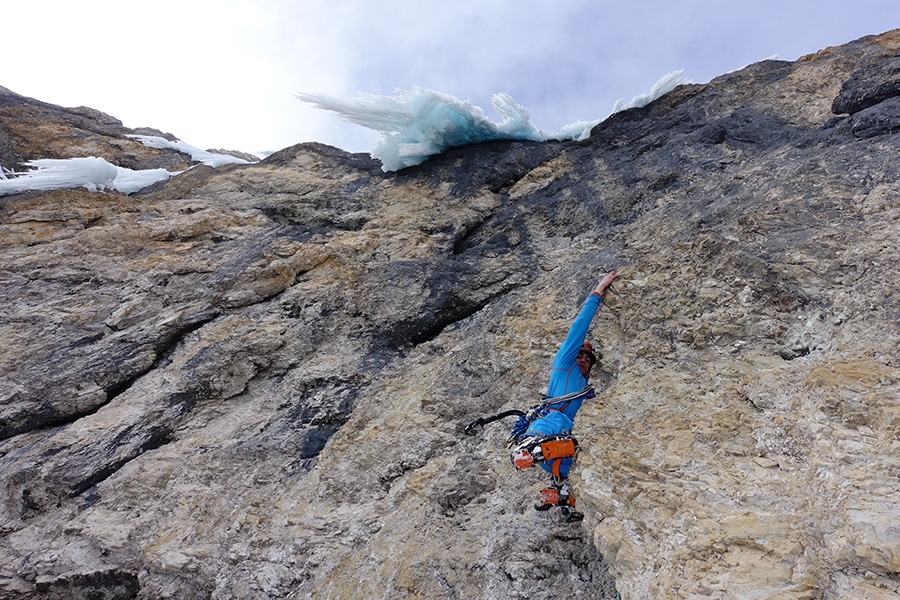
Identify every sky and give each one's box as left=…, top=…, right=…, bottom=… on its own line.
left=2, top=1, right=897, bottom=157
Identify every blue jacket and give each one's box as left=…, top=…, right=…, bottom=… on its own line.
left=525, top=293, right=602, bottom=476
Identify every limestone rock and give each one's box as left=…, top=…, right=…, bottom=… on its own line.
left=0, top=86, right=196, bottom=172
left=832, top=53, right=900, bottom=114
left=1, top=29, right=900, bottom=600
left=206, top=148, right=261, bottom=164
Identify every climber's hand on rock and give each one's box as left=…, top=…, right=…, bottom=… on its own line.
left=595, top=271, right=619, bottom=296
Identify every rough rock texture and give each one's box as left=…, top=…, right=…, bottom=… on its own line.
left=2, top=30, right=900, bottom=600
left=0, top=87, right=188, bottom=173
left=0, top=86, right=253, bottom=173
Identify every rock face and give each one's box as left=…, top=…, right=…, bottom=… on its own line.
left=1, top=30, right=900, bottom=600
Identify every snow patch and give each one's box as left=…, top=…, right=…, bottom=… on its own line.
left=0, top=157, right=158, bottom=196
left=611, top=70, right=689, bottom=113
left=127, top=135, right=251, bottom=167
left=112, top=165, right=175, bottom=194
left=0, top=157, right=178, bottom=197
left=0, top=138, right=250, bottom=197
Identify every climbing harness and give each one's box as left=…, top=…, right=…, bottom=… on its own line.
left=463, top=385, right=596, bottom=524
left=509, top=434, right=579, bottom=478
left=463, top=385, right=595, bottom=440
left=464, top=386, right=593, bottom=479
left=507, top=385, right=595, bottom=448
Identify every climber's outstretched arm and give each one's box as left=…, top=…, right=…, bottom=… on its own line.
left=593, top=271, right=619, bottom=298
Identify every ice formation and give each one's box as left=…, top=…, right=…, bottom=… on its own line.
left=0, top=157, right=144, bottom=196
left=1, top=72, right=690, bottom=195
left=611, top=70, right=688, bottom=113
left=127, top=135, right=250, bottom=168
left=296, top=88, right=598, bottom=171
left=298, top=71, right=689, bottom=171
left=0, top=138, right=249, bottom=197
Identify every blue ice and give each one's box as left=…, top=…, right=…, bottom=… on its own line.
left=297, top=72, right=688, bottom=172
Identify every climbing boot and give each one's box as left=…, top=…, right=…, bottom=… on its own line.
left=534, top=485, right=561, bottom=511
left=510, top=437, right=540, bottom=470
left=533, top=482, right=584, bottom=522
left=534, top=483, right=576, bottom=512
left=561, top=506, right=584, bottom=522
left=555, top=484, right=584, bottom=521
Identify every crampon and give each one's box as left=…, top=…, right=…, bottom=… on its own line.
left=534, top=482, right=584, bottom=522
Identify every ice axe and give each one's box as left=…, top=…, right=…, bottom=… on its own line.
left=463, top=409, right=526, bottom=436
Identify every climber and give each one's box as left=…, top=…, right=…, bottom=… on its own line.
left=508, top=270, right=619, bottom=522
